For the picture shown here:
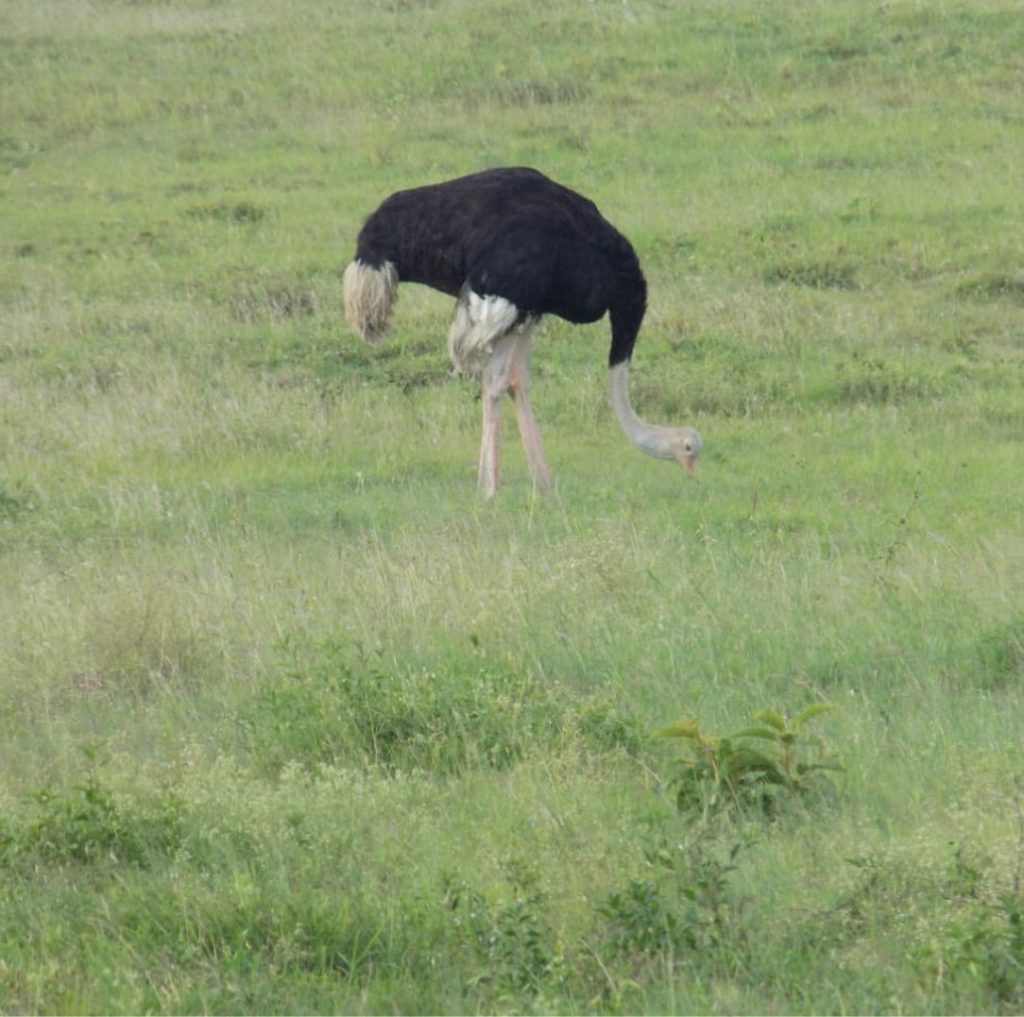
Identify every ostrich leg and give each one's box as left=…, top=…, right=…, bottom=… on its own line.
left=476, top=333, right=519, bottom=498
left=476, top=330, right=552, bottom=498
left=477, top=368, right=503, bottom=499
left=507, top=332, right=552, bottom=492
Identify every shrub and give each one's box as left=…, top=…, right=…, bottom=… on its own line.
left=443, top=861, right=555, bottom=1002
left=655, top=704, right=841, bottom=815
left=596, top=834, right=747, bottom=989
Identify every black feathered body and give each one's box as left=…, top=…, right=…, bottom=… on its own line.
left=352, top=167, right=647, bottom=366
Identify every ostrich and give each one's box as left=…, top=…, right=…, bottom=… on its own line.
left=342, top=166, right=701, bottom=498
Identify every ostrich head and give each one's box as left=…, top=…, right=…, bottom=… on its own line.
left=609, top=361, right=702, bottom=476
left=667, top=427, right=703, bottom=474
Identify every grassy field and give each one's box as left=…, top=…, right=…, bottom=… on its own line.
left=2, top=0, right=1024, bottom=1012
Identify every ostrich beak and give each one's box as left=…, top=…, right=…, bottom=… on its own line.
left=677, top=450, right=697, bottom=476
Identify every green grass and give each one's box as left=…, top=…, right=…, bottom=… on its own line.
left=3, top=0, right=1024, bottom=1012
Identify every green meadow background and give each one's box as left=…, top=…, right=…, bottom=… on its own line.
left=2, top=0, right=1023, bottom=1012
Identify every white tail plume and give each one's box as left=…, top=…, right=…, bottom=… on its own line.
left=342, top=259, right=398, bottom=343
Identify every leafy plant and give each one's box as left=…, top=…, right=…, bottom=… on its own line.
left=913, top=800, right=1024, bottom=1009
left=911, top=874, right=1024, bottom=1009
left=599, top=879, right=677, bottom=957
left=599, top=838, right=744, bottom=961
left=654, top=704, right=841, bottom=814
left=6, top=765, right=184, bottom=868
left=443, top=860, right=555, bottom=1001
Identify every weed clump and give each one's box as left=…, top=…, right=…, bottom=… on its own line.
left=956, top=273, right=1024, bottom=305
left=443, top=861, right=555, bottom=1001
left=2, top=751, right=184, bottom=869
left=598, top=838, right=745, bottom=963
left=184, top=200, right=267, bottom=224
left=243, top=639, right=645, bottom=776
left=917, top=885, right=1024, bottom=1009
left=764, top=260, right=858, bottom=290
